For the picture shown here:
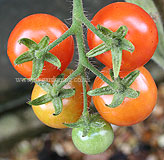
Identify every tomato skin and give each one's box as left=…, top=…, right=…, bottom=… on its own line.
left=31, top=69, right=90, bottom=129
left=72, top=116, right=114, bottom=155
left=7, top=14, right=74, bottom=78
left=87, top=2, right=158, bottom=71
left=92, top=67, right=157, bottom=126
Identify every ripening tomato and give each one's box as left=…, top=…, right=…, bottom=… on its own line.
left=87, top=2, right=158, bottom=71
left=92, top=67, right=157, bottom=126
left=7, top=14, right=74, bottom=78
left=31, top=69, right=90, bottom=128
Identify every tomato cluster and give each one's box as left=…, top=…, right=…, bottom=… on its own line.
left=7, top=2, right=158, bottom=155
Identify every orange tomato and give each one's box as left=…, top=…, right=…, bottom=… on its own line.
left=92, top=67, right=157, bottom=126
left=31, top=69, right=90, bottom=128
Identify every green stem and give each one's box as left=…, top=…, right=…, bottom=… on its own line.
left=81, top=71, right=89, bottom=117
left=72, top=0, right=84, bottom=19
left=42, top=27, right=74, bottom=53
left=55, top=66, right=82, bottom=90
left=55, top=0, right=86, bottom=94
left=72, top=0, right=89, bottom=117
left=48, top=0, right=114, bottom=94
left=81, top=15, right=108, bottom=42
left=83, top=60, right=115, bottom=88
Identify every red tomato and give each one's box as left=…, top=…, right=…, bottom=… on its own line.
left=87, top=2, right=158, bottom=71
left=92, top=67, right=157, bottom=126
left=7, top=14, right=74, bottom=78
left=31, top=69, right=91, bottom=128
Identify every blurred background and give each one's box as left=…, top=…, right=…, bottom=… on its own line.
left=0, top=0, right=164, bottom=159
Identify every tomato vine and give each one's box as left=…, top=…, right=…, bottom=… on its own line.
left=7, top=0, right=159, bottom=155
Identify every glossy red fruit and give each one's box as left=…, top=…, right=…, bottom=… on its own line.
left=87, top=2, right=158, bottom=71
left=8, top=14, right=74, bottom=78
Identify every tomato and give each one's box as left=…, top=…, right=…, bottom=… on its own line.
left=72, top=116, right=114, bottom=155
left=87, top=2, right=158, bottom=71
left=7, top=14, right=74, bottom=78
left=92, top=67, right=157, bottom=126
left=31, top=69, right=90, bottom=128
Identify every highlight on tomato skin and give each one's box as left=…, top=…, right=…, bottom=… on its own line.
left=31, top=69, right=91, bottom=129
left=7, top=13, right=74, bottom=79
left=87, top=2, right=158, bottom=72
left=92, top=66, right=157, bottom=126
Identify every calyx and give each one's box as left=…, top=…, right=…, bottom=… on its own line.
left=86, top=25, right=135, bottom=79
left=88, top=69, right=140, bottom=108
left=14, top=36, right=61, bottom=80
left=29, top=74, right=75, bottom=116
left=64, top=114, right=106, bottom=137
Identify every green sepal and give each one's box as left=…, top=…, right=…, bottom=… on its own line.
left=106, top=88, right=139, bottom=108
left=90, top=121, right=105, bottom=128
left=105, top=70, right=140, bottom=108
left=38, top=36, right=50, bottom=49
left=34, top=81, right=52, bottom=92
left=97, top=24, right=113, bottom=36
left=89, top=113, right=100, bottom=121
left=82, top=126, right=90, bottom=137
left=122, top=70, right=140, bottom=87
left=59, top=88, right=75, bottom=98
left=44, top=52, right=61, bottom=69
left=18, top=38, right=38, bottom=50
left=52, top=97, right=63, bottom=116
left=63, top=118, right=84, bottom=128
left=53, top=74, right=65, bottom=87
left=14, top=51, right=34, bottom=65
left=124, top=88, right=140, bottom=98
left=121, top=39, right=135, bottom=53
left=109, top=69, right=114, bottom=81
left=87, top=86, right=115, bottom=96
left=88, top=25, right=135, bottom=79
left=64, top=114, right=109, bottom=137
left=16, top=36, right=62, bottom=79
left=90, top=114, right=106, bottom=128
left=88, top=69, right=140, bottom=108
left=28, top=94, right=52, bottom=105
left=31, top=58, right=44, bottom=80
left=86, top=43, right=110, bottom=58
left=64, top=122, right=82, bottom=128
left=64, top=114, right=107, bottom=137
left=115, top=26, right=128, bottom=38
left=106, top=92, right=125, bottom=108
left=111, top=47, right=122, bottom=79
left=35, top=36, right=50, bottom=58
left=30, top=72, right=76, bottom=117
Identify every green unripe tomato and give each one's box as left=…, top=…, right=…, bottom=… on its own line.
left=72, top=117, right=114, bottom=155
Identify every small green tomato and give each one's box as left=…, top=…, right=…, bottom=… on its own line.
left=72, top=117, right=114, bottom=155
